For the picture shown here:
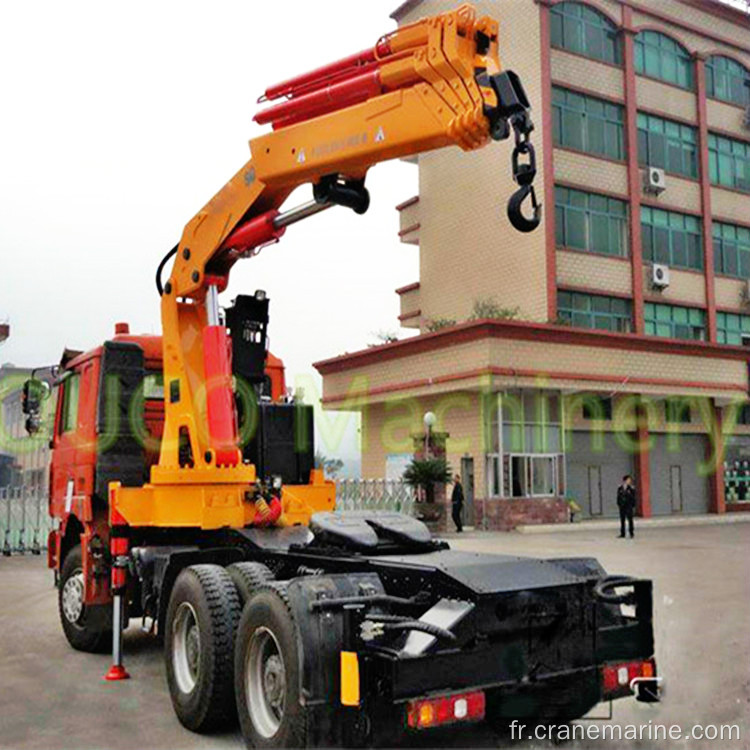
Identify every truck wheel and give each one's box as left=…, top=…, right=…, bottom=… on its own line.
left=235, top=584, right=309, bottom=748
left=165, top=564, right=241, bottom=732
left=58, top=544, right=111, bottom=653
left=227, top=562, right=274, bottom=605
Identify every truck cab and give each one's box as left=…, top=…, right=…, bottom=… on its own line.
left=43, top=318, right=301, bottom=650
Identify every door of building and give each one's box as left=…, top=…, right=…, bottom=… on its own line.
left=651, top=435, right=708, bottom=515
left=567, top=432, right=634, bottom=518
left=461, top=456, right=475, bottom=527
left=588, top=466, right=603, bottom=516
left=670, top=466, right=683, bottom=513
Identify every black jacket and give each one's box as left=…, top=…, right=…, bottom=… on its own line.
left=617, top=484, right=636, bottom=511
left=451, top=482, right=464, bottom=506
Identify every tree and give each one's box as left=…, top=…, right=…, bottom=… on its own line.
left=368, top=330, right=399, bottom=347
left=403, top=457, right=452, bottom=503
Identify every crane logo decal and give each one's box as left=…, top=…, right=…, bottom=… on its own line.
left=375, top=126, right=385, bottom=143
left=297, top=149, right=306, bottom=164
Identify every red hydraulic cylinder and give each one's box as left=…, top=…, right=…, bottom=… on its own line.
left=261, top=41, right=391, bottom=101
left=202, top=325, right=240, bottom=467
left=104, top=525, right=130, bottom=681
left=220, top=210, right=285, bottom=255
left=255, top=69, right=384, bottom=128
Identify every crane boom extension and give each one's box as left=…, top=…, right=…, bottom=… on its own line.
left=116, top=3, right=540, bottom=531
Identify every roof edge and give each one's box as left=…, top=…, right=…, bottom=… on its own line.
left=314, top=318, right=750, bottom=375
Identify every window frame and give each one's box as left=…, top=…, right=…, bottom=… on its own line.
left=713, top=221, right=750, bottom=279
left=486, top=391, right=566, bottom=499
left=550, top=1, right=623, bottom=65
left=634, top=30, right=694, bottom=90
left=708, top=133, right=750, bottom=193
left=582, top=395, right=614, bottom=421
left=552, top=86, right=626, bottom=160
left=555, top=185, right=628, bottom=257
left=644, top=302, right=707, bottom=341
left=59, top=373, right=81, bottom=435
left=716, top=311, right=750, bottom=346
left=641, top=205, right=703, bottom=271
left=665, top=398, right=693, bottom=424
left=705, top=55, right=750, bottom=107
left=637, top=112, right=698, bottom=179
left=558, top=290, right=633, bottom=333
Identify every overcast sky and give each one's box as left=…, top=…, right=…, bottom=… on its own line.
left=0, top=1, right=419, bottom=464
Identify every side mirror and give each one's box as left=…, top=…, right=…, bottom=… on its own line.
left=22, top=378, right=49, bottom=435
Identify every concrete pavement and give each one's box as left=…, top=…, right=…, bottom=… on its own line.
left=0, top=524, right=748, bottom=749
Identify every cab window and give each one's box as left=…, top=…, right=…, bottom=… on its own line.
left=143, top=373, right=164, bottom=400
left=59, top=374, right=80, bottom=433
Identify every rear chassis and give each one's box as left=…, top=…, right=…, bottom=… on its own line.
left=125, top=514, right=658, bottom=745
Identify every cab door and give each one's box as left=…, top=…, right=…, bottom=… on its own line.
left=49, top=372, right=81, bottom=520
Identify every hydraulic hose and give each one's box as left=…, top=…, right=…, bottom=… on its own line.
left=155, top=244, right=178, bottom=296
left=594, top=575, right=640, bottom=605
left=366, top=613, right=457, bottom=643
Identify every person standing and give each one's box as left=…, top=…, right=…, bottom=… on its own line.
left=451, top=474, right=464, bottom=533
left=617, top=474, right=636, bottom=539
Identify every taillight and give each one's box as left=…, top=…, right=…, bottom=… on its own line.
left=601, top=658, right=656, bottom=698
left=407, top=690, right=485, bottom=730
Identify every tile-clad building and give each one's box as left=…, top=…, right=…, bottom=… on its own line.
left=316, top=0, right=750, bottom=529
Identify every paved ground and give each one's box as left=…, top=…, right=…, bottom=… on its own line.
left=1, top=524, right=748, bottom=749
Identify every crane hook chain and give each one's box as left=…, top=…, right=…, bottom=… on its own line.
left=507, top=112, right=542, bottom=233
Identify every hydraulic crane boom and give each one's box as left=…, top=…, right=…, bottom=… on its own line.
left=120, top=3, right=540, bottom=530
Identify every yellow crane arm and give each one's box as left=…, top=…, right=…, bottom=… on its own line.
left=153, top=3, right=540, bottom=479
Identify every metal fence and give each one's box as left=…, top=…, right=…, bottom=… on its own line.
left=0, top=487, right=52, bottom=556
left=334, top=478, right=415, bottom=515
left=0, top=480, right=414, bottom=555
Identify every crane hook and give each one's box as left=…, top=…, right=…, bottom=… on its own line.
left=507, top=183, right=541, bottom=234
left=506, top=114, right=542, bottom=233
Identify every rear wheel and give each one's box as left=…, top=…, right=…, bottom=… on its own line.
left=235, top=584, right=310, bottom=748
left=58, top=544, right=110, bottom=652
left=227, top=561, right=274, bottom=605
left=165, top=564, right=241, bottom=732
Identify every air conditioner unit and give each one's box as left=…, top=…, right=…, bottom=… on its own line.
left=742, top=333, right=750, bottom=348
left=644, top=166, right=667, bottom=194
left=652, top=263, right=670, bottom=289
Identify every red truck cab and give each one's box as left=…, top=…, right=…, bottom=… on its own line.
left=47, top=323, right=288, bottom=642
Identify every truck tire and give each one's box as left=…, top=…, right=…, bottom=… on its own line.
left=165, top=564, right=241, bottom=732
left=227, top=562, right=274, bottom=605
left=234, top=583, right=310, bottom=748
left=58, top=544, right=111, bottom=653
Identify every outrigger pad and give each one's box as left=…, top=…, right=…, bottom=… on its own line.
left=309, top=511, right=432, bottom=550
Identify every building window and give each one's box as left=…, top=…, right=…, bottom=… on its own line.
left=634, top=30, right=694, bottom=90
left=550, top=2, right=622, bottom=65
left=555, top=186, right=627, bottom=256
left=558, top=290, right=633, bottom=332
left=59, top=374, right=80, bottom=434
left=708, top=133, right=750, bottom=193
left=552, top=86, right=625, bottom=160
left=644, top=302, right=706, bottom=340
left=637, top=113, right=698, bottom=178
left=705, top=55, right=750, bottom=107
left=486, top=390, right=565, bottom=499
left=582, top=395, right=613, bottom=420
left=714, top=222, right=750, bottom=279
left=665, top=398, right=692, bottom=423
left=737, top=403, right=750, bottom=425
left=713, top=221, right=750, bottom=279
left=641, top=206, right=703, bottom=270
left=717, top=312, right=750, bottom=346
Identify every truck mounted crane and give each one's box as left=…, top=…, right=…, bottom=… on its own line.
left=22, top=5, right=659, bottom=748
